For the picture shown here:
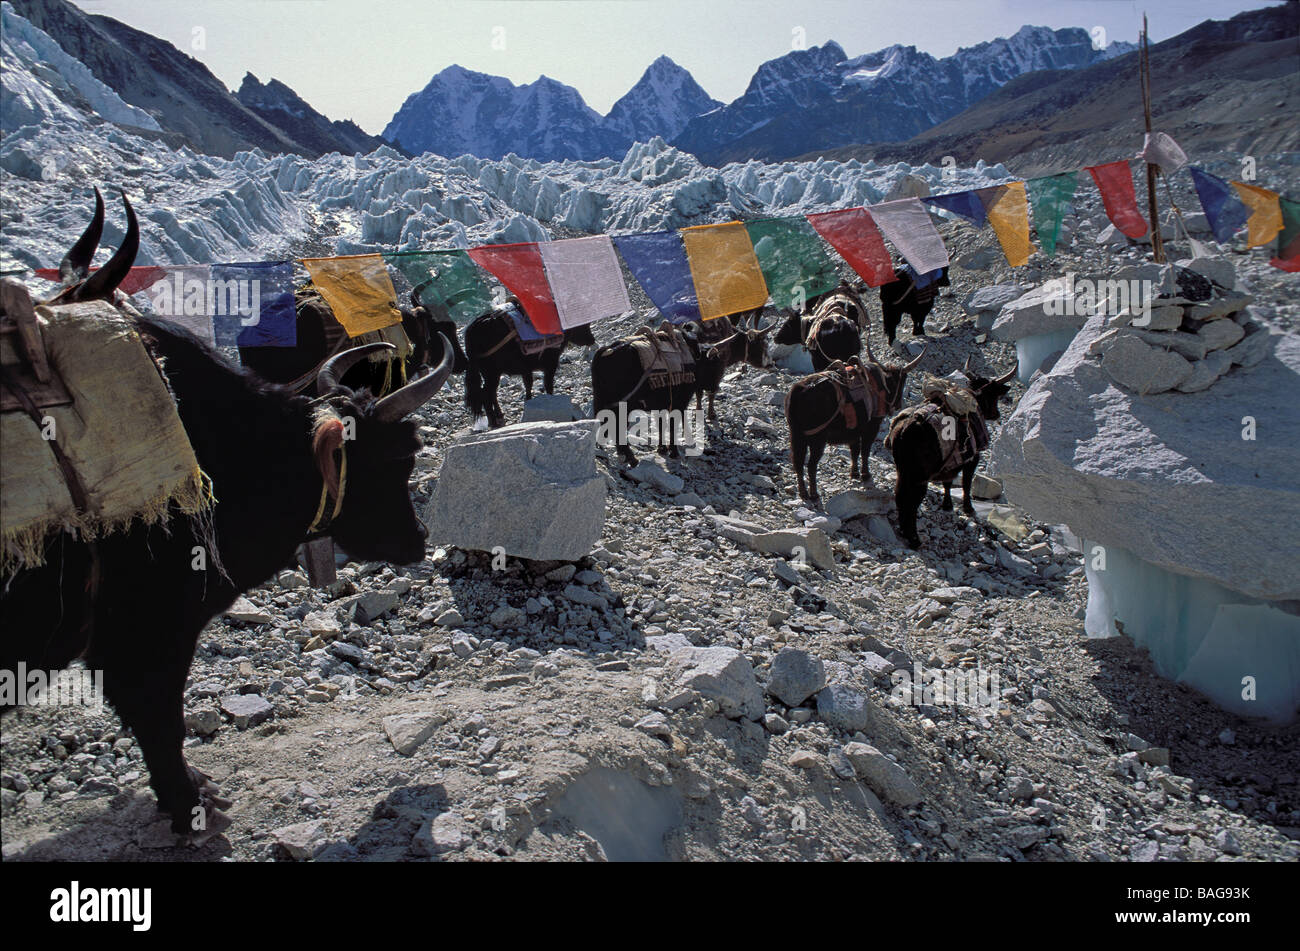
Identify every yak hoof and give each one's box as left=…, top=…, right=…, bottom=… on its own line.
left=906, top=536, right=922, bottom=550
left=962, top=502, right=976, bottom=516
left=941, top=498, right=953, bottom=512
left=186, top=806, right=233, bottom=847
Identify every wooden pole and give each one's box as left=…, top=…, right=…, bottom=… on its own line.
left=1141, top=13, right=1165, bottom=263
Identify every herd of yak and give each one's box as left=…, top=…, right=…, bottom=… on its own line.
left=0, top=191, right=1016, bottom=841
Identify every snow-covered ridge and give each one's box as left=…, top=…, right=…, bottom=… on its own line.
left=0, top=1, right=161, bottom=132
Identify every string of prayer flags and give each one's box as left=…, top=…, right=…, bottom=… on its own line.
left=978, top=182, right=1032, bottom=267
left=1230, top=182, right=1285, bottom=248
left=1025, top=172, right=1079, bottom=257
left=300, top=254, right=402, bottom=337
left=383, top=250, right=495, bottom=325
left=1188, top=167, right=1250, bottom=244
left=611, top=231, right=702, bottom=325
left=745, top=216, right=840, bottom=312
left=466, top=243, right=562, bottom=335
left=1269, top=197, right=1300, bottom=272
left=865, top=197, right=950, bottom=274
left=538, top=235, right=631, bottom=329
left=805, top=208, right=895, bottom=287
left=921, top=191, right=987, bottom=227
left=1086, top=161, right=1149, bottom=239
left=143, top=266, right=216, bottom=346
left=679, top=221, right=768, bottom=320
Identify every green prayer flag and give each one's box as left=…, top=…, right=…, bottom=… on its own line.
left=744, top=217, right=840, bottom=312
left=1025, top=172, right=1079, bottom=257
left=383, top=250, right=495, bottom=324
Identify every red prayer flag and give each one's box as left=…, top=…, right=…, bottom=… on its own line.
left=805, top=208, right=896, bottom=287
left=1086, top=161, right=1149, bottom=239
left=33, top=265, right=168, bottom=295
left=466, top=243, right=561, bottom=336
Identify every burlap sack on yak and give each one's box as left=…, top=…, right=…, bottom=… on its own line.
left=1, top=300, right=212, bottom=573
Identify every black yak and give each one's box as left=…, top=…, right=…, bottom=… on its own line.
left=591, top=321, right=701, bottom=466
left=773, top=283, right=871, bottom=371
left=879, top=264, right=950, bottom=346
left=785, top=338, right=926, bottom=506
left=886, top=358, right=1016, bottom=549
left=239, top=282, right=466, bottom=397
left=463, top=300, right=595, bottom=428
left=682, top=313, right=775, bottom=421
left=1, top=191, right=453, bottom=841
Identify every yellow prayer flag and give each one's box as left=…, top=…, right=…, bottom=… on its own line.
left=301, top=254, right=402, bottom=337
left=984, top=182, right=1033, bottom=267
left=679, top=222, right=769, bottom=320
left=1230, top=182, right=1284, bottom=248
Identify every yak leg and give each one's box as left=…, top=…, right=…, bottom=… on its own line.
left=913, top=312, right=928, bottom=337
left=883, top=310, right=899, bottom=345
left=522, top=370, right=535, bottom=401
left=960, top=459, right=978, bottom=516
left=806, top=441, right=826, bottom=507
left=860, top=417, right=883, bottom=483
left=485, top=373, right=506, bottom=428
left=708, top=390, right=717, bottom=422
left=791, top=435, right=810, bottom=501
left=941, top=480, right=954, bottom=511
left=895, top=478, right=925, bottom=549
left=849, top=440, right=860, bottom=480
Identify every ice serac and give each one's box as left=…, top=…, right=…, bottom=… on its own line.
left=990, top=314, right=1300, bottom=722
left=423, top=420, right=606, bottom=562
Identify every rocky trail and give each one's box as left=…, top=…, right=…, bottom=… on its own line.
left=3, top=192, right=1298, bottom=864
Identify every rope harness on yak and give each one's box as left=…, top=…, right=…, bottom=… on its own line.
left=789, top=360, right=885, bottom=437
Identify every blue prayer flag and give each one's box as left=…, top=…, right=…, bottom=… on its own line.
left=922, top=191, right=987, bottom=227
left=612, top=231, right=702, bottom=325
left=211, top=261, right=297, bottom=347
left=1188, top=167, right=1250, bottom=245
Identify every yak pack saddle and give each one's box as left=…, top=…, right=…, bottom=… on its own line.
left=629, top=321, right=696, bottom=390
left=795, top=357, right=888, bottom=435
left=885, top=378, right=990, bottom=481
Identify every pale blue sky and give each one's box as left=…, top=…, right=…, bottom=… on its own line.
left=70, top=0, right=1278, bottom=135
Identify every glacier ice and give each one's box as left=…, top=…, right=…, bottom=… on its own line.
left=1084, top=540, right=1300, bottom=723
left=1015, top=330, right=1079, bottom=383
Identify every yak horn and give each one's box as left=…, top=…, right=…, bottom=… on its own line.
left=318, top=342, right=395, bottom=393
left=59, top=186, right=104, bottom=285
left=74, top=191, right=137, bottom=302
left=904, top=343, right=928, bottom=372
left=375, top=332, right=455, bottom=422
left=963, top=355, right=974, bottom=376
left=864, top=330, right=877, bottom=364
left=410, top=279, right=434, bottom=310
left=705, top=332, right=740, bottom=355
left=994, top=361, right=1019, bottom=384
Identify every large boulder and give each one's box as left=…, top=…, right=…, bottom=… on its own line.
left=991, top=283, right=1091, bottom=343
left=990, top=314, right=1300, bottom=721
left=424, top=420, right=605, bottom=561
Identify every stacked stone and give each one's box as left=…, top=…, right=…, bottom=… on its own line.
left=1086, top=259, right=1270, bottom=395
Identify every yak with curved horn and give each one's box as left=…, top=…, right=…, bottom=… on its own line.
left=885, top=358, right=1017, bottom=548
left=785, top=342, right=927, bottom=506
left=3, top=192, right=454, bottom=841
left=681, top=312, right=776, bottom=421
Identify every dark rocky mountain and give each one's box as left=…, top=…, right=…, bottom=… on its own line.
left=672, top=26, right=1135, bottom=166
left=797, top=4, right=1299, bottom=178
left=7, top=0, right=382, bottom=159
left=236, top=74, right=390, bottom=158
